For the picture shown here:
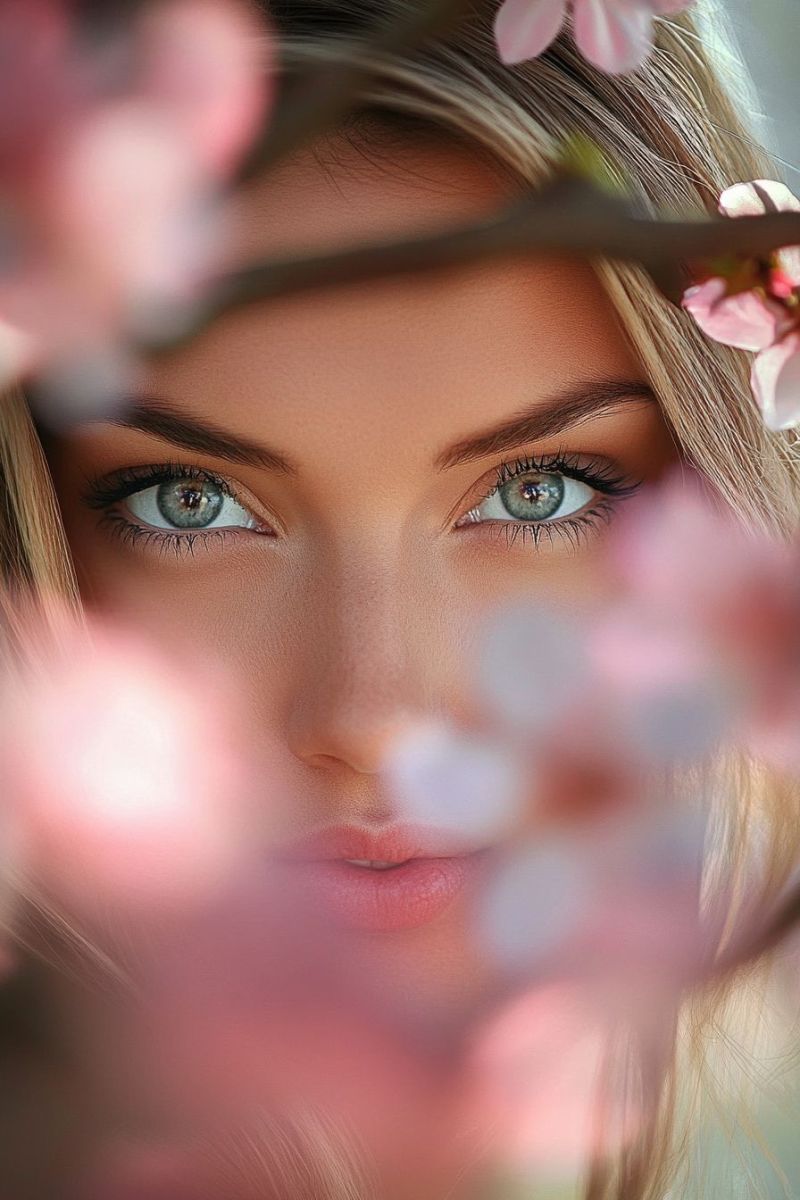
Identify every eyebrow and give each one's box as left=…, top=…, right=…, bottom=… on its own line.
left=105, top=397, right=297, bottom=475
left=434, top=379, right=657, bottom=470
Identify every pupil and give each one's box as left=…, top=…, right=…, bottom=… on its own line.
left=156, top=479, right=224, bottom=529
left=499, top=472, right=564, bottom=521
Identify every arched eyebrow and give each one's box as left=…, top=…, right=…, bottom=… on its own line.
left=106, top=397, right=298, bottom=476
left=434, top=379, right=657, bottom=470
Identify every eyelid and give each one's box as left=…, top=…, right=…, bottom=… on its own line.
left=449, top=447, right=640, bottom=530
left=82, top=461, right=280, bottom=534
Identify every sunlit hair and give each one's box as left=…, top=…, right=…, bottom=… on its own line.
left=1, top=1, right=800, bottom=1197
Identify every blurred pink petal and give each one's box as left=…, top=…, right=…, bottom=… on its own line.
left=494, top=0, right=567, bottom=64
left=477, top=837, right=589, bottom=969
left=573, top=0, right=653, bottom=75
left=608, top=469, right=800, bottom=769
left=0, top=318, right=35, bottom=385
left=0, top=0, right=75, bottom=172
left=611, top=468, right=756, bottom=619
left=0, top=0, right=273, bottom=406
left=91, top=875, right=457, bottom=1183
left=590, top=605, right=707, bottom=690
left=589, top=607, right=734, bottom=762
left=2, top=618, right=256, bottom=914
left=681, top=277, right=792, bottom=352
left=461, top=983, right=639, bottom=1171
left=751, top=332, right=800, bottom=430
left=54, top=106, right=203, bottom=308
left=383, top=719, right=525, bottom=845
left=566, top=807, right=708, bottom=990
left=137, top=0, right=272, bottom=177
left=477, top=603, right=586, bottom=734
left=475, top=802, right=707, bottom=989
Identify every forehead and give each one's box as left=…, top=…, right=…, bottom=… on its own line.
left=145, top=131, right=642, bottom=463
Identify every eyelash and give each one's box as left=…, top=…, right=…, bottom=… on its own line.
left=463, top=450, right=642, bottom=551
left=83, top=451, right=643, bottom=560
left=82, top=462, right=269, bottom=560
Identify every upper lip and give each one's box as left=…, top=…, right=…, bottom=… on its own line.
left=277, top=823, right=483, bottom=864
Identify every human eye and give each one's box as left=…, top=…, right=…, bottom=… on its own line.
left=454, top=450, right=643, bottom=551
left=83, top=462, right=274, bottom=557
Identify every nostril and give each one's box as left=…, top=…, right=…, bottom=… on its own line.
left=287, top=701, right=425, bottom=778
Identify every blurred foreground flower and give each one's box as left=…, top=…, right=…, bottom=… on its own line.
left=3, top=473, right=799, bottom=1194
left=0, top=0, right=272, bottom=421
left=460, top=983, right=638, bottom=1176
left=494, top=0, right=693, bottom=74
left=682, top=180, right=800, bottom=430
left=0, top=611, right=258, bottom=916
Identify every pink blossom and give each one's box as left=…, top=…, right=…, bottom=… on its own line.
left=682, top=277, right=794, bottom=353
left=0, top=0, right=273, bottom=408
left=494, top=0, right=694, bottom=75
left=0, top=614, right=257, bottom=915
left=751, top=328, right=800, bottom=431
left=459, top=983, right=641, bottom=1173
left=719, top=179, right=800, bottom=287
left=73, top=871, right=460, bottom=1193
left=383, top=718, right=525, bottom=845
left=682, top=178, right=800, bottom=429
left=610, top=469, right=800, bottom=768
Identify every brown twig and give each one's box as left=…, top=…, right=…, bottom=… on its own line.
left=142, top=178, right=800, bottom=355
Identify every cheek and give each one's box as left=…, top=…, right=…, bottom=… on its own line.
left=65, top=529, right=619, bottom=742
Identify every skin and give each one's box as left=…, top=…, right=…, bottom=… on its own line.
left=45, top=131, right=679, bottom=1016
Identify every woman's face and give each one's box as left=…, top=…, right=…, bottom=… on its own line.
left=46, top=131, right=678, bottom=1004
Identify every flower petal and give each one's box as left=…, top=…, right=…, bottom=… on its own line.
left=573, top=0, right=653, bottom=74
left=718, top=180, right=800, bottom=288
left=137, top=0, right=272, bottom=177
left=719, top=179, right=800, bottom=218
left=494, top=0, right=567, bottom=64
left=751, top=333, right=800, bottom=431
left=682, top=278, right=789, bottom=352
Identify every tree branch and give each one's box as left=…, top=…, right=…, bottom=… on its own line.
left=143, top=178, right=800, bottom=355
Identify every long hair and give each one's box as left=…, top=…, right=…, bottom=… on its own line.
left=1, top=2, right=799, bottom=1197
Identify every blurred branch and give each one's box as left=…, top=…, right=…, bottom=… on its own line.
left=143, top=178, right=800, bottom=355
left=239, top=0, right=472, bottom=180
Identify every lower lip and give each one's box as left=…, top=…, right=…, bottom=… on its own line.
left=297, top=855, right=480, bottom=932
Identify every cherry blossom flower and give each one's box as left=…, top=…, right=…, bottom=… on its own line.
left=609, top=468, right=800, bottom=772
left=0, top=0, right=272, bottom=417
left=0, top=613, right=258, bottom=915
left=383, top=718, right=526, bottom=845
left=494, top=0, right=694, bottom=75
left=682, top=179, right=800, bottom=430
left=459, top=983, right=641, bottom=1176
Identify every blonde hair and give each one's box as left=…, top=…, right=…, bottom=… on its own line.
left=2, top=2, right=800, bottom=1197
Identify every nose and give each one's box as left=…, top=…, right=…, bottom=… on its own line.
left=284, top=546, right=438, bottom=777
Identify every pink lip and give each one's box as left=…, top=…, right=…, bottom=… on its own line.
left=278, top=824, right=487, bottom=932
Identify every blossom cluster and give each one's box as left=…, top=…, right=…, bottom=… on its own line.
left=682, top=180, right=800, bottom=431
left=494, top=0, right=694, bottom=75
left=0, top=0, right=271, bottom=421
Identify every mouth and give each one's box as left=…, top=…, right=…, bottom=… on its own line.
left=277, top=825, right=489, bottom=932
